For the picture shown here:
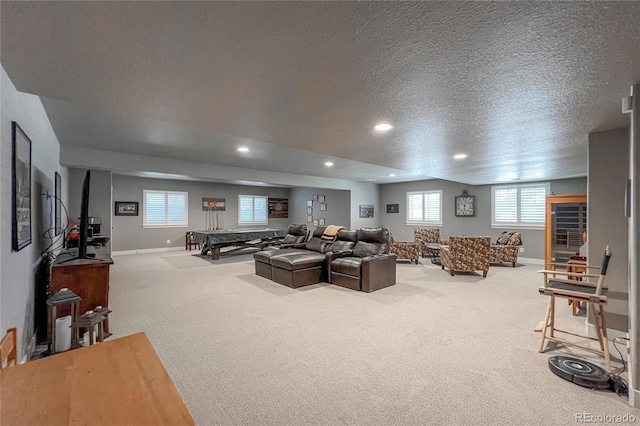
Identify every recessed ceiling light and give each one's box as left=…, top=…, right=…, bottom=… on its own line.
left=453, top=153, right=467, bottom=159
left=366, top=178, right=377, bottom=182
left=324, top=161, right=334, bottom=167
left=237, top=147, right=249, bottom=152
left=374, top=123, right=394, bottom=132
left=389, top=173, right=396, bottom=177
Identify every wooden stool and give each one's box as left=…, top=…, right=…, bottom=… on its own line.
left=185, top=231, right=201, bottom=251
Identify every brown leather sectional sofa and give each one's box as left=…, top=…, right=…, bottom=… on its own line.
left=254, top=227, right=396, bottom=292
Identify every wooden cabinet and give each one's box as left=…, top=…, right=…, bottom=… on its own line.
left=545, top=194, right=587, bottom=267
left=50, top=247, right=114, bottom=332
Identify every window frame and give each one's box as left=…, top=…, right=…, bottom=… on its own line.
left=406, top=189, right=443, bottom=226
left=142, top=190, right=189, bottom=228
left=491, top=182, right=550, bottom=229
left=238, top=194, right=269, bottom=226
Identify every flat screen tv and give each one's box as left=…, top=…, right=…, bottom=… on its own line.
left=77, top=170, right=94, bottom=258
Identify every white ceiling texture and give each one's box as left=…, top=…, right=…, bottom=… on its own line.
left=1, top=2, right=639, bottom=187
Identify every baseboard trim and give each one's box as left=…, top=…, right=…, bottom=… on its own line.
left=518, top=257, right=544, bottom=265
left=113, top=247, right=186, bottom=256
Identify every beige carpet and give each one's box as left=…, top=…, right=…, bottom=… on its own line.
left=108, top=251, right=638, bottom=425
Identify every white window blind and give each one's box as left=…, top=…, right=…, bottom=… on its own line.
left=491, top=183, right=549, bottom=228
left=238, top=195, right=268, bottom=225
left=406, top=190, right=442, bottom=225
left=143, top=190, right=188, bottom=228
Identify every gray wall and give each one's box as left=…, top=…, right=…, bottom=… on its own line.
left=68, top=168, right=112, bottom=250
left=380, top=177, right=587, bottom=260
left=289, top=187, right=351, bottom=231
left=588, top=128, right=629, bottom=331
left=111, top=175, right=291, bottom=251
left=349, top=182, right=380, bottom=230
left=1, top=66, right=64, bottom=361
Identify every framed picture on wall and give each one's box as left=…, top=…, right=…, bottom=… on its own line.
left=318, top=195, right=325, bottom=203
left=307, top=200, right=313, bottom=207
left=319, top=218, right=325, bottom=226
left=307, top=207, right=313, bottom=214
left=386, top=204, right=399, bottom=214
left=12, top=122, right=32, bottom=251
left=313, top=194, right=319, bottom=201
left=313, top=219, right=319, bottom=227
left=359, top=205, right=374, bottom=218
left=115, top=201, right=139, bottom=216
left=320, top=203, right=327, bottom=211
left=307, top=215, right=313, bottom=222
left=55, top=172, right=62, bottom=235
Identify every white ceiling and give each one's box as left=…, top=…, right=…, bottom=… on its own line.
left=2, top=2, right=639, bottom=186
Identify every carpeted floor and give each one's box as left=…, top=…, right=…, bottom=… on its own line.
left=109, top=251, right=638, bottom=425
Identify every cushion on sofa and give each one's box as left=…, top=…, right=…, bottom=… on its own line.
left=496, top=231, right=516, bottom=245
left=328, top=230, right=358, bottom=252
left=270, top=252, right=326, bottom=271
left=330, top=257, right=363, bottom=276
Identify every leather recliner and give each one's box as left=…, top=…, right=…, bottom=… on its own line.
left=328, top=228, right=396, bottom=292
left=254, top=224, right=308, bottom=279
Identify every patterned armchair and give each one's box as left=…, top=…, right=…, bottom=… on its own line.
left=489, top=231, right=523, bottom=267
left=390, top=241, right=420, bottom=264
left=413, top=228, right=447, bottom=257
left=440, top=236, right=491, bottom=277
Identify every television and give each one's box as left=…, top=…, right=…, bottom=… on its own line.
left=77, top=170, right=94, bottom=258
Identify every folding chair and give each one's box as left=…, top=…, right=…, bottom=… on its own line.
left=538, top=246, right=612, bottom=371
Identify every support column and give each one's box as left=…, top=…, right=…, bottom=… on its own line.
left=626, top=82, right=640, bottom=408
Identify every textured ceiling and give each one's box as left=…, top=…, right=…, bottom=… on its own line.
left=1, top=1, right=639, bottom=185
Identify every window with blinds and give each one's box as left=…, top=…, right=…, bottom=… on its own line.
left=406, top=190, right=442, bottom=225
left=143, top=190, right=188, bottom=228
left=238, top=195, right=268, bottom=225
left=491, top=183, right=549, bottom=228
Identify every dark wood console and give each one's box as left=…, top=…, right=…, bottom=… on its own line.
left=51, top=247, right=114, bottom=332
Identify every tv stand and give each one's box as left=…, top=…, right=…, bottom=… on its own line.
left=50, top=246, right=114, bottom=333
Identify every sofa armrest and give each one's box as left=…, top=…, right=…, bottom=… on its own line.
left=361, top=254, right=397, bottom=292
left=281, top=242, right=307, bottom=249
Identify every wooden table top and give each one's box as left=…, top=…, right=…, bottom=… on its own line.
left=0, top=332, right=194, bottom=425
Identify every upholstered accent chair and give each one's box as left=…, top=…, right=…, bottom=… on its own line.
left=389, top=241, right=420, bottom=264
left=489, top=231, right=523, bottom=267
left=440, top=236, right=491, bottom=277
left=413, top=228, right=447, bottom=257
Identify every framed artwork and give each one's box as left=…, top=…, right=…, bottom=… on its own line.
left=202, top=197, right=226, bottom=211
left=320, top=203, right=327, bottom=211
left=455, top=190, right=475, bottom=217
left=312, top=194, right=319, bottom=201
left=359, top=205, right=374, bottom=218
left=307, top=207, right=313, bottom=214
left=318, top=195, right=325, bottom=203
left=115, top=201, right=139, bottom=216
left=12, top=122, right=32, bottom=251
left=313, top=219, right=319, bottom=227
left=386, top=204, right=399, bottom=214
left=307, top=200, right=313, bottom=207
left=319, top=218, right=325, bottom=226
left=55, top=172, right=62, bottom=235
left=307, top=215, right=313, bottom=223
left=268, top=197, right=288, bottom=218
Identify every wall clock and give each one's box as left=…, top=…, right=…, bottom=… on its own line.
left=455, top=190, right=475, bottom=217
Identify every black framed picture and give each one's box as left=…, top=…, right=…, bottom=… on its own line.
left=115, top=201, right=139, bottom=216
left=12, top=122, right=32, bottom=251
left=386, top=204, right=399, bottom=214
left=359, top=205, right=374, bottom=218
left=55, top=172, right=62, bottom=235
